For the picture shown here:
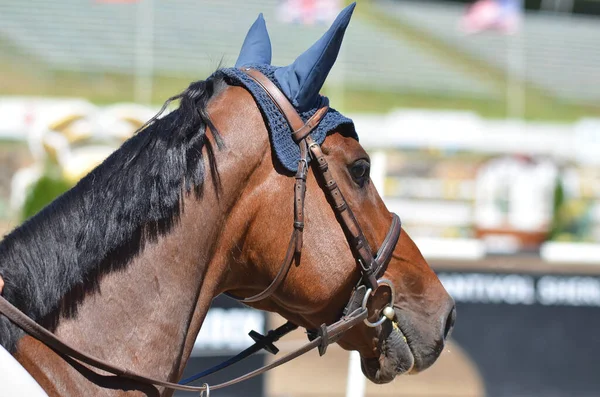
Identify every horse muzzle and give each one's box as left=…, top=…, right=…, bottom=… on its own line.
left=361, top=300, right=456, bottom=383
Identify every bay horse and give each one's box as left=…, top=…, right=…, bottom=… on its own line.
left=0, top=4, right=455, bottom=396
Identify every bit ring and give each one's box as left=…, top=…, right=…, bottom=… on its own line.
left=362, top=279, right=396, bottom=328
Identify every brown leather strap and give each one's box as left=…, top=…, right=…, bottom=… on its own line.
left=292, top=106, right=329, bottom=143
left=236, top=229, right=299, bottom=303
left=293, top=139, right=309, bottom=252
left=373, top=213, right=402, bottom=277
left=242, top=68, right=306, bottom=131
left=231, top=68, right=329, bottom=304
left=234, top=140, right=310, bottom=303
left=305, top=135, right=379, bottom=289
left=0, top=295, right=367, bottom=392
left=242, top=68, right=329, bottom=140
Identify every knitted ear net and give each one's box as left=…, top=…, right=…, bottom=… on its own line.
left=218, top=3, right=358, bottom=172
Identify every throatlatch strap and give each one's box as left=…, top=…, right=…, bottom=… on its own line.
left=230, top=68, right=329, bottom=304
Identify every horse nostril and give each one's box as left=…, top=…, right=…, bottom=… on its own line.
left=443, top=305, right=456, bottom=340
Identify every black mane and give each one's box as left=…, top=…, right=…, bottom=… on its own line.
left=0, top=72, right=227, bottom=352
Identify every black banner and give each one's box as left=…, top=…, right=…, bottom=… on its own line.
left=437, top=269, right=600, bottom=397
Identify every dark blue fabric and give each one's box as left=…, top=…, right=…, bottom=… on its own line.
left=274, top=3, right=355, bottom=112
left=234, top=14, right=272, bottom=68
left=219, top=65, right=356, bottom=173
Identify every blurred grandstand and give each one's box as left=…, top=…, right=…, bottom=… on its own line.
left=0, top=0, right=599, bottom=119
left=377, top=0, right=600, bottom=105
left=0, top=0, right=492, bottom=95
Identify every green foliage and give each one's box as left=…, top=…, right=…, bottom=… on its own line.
left=549, top=176, right=565, bottom=240
left=21, top=172, right=72, bottom=221
left=549, top=176, right=594, bottom=242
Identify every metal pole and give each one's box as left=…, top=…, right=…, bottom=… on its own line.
left=506, top=0, right=525, bottom=120
left=134, top=0, right=154, bottom=105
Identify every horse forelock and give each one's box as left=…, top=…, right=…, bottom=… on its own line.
left=0, top=71, right=228, bottom=352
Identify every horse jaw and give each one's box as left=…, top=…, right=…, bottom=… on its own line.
left=360, top=320, right=415, bottom=383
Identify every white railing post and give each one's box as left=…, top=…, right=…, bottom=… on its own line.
left=370, top=150, right=387, bottom=194
left=345, top=350, right=366, bottom=397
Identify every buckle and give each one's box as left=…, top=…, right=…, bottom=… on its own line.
left=200, top=383, right=210, bottom=397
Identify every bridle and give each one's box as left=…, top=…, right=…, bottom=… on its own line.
left=229, top=68, right=401, bottom=306
left=0, top=68, right=402, bottom=395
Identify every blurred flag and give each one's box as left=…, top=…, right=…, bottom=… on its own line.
left=276, top=0, right=342, bottom=25
left=460, top=0, right=522, bottom=34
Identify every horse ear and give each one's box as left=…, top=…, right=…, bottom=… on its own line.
left=235, top=13, right=272, bottom=68
left=274, top=2, right=356, bottom=111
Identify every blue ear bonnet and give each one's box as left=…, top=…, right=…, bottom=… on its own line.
left=217, top=3, right=358, bottom=172
left=220, top=65, right=355, bottom=172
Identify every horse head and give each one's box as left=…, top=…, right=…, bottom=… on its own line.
left=216, top=3, right=455, bottom=383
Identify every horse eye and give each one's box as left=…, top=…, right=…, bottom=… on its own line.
left=349, top=160, right=370, bottom=186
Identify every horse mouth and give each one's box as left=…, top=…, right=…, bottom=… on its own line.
left=360, top=310, right=416, bottom=384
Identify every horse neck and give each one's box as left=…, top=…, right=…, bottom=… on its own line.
left=15, top=86, right=270, bottom=393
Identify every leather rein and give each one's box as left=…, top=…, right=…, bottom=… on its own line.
left=0, top=68, right=402, bottom=395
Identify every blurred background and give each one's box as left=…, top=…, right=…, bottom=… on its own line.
left=1, top=0, right=600, bottom=396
